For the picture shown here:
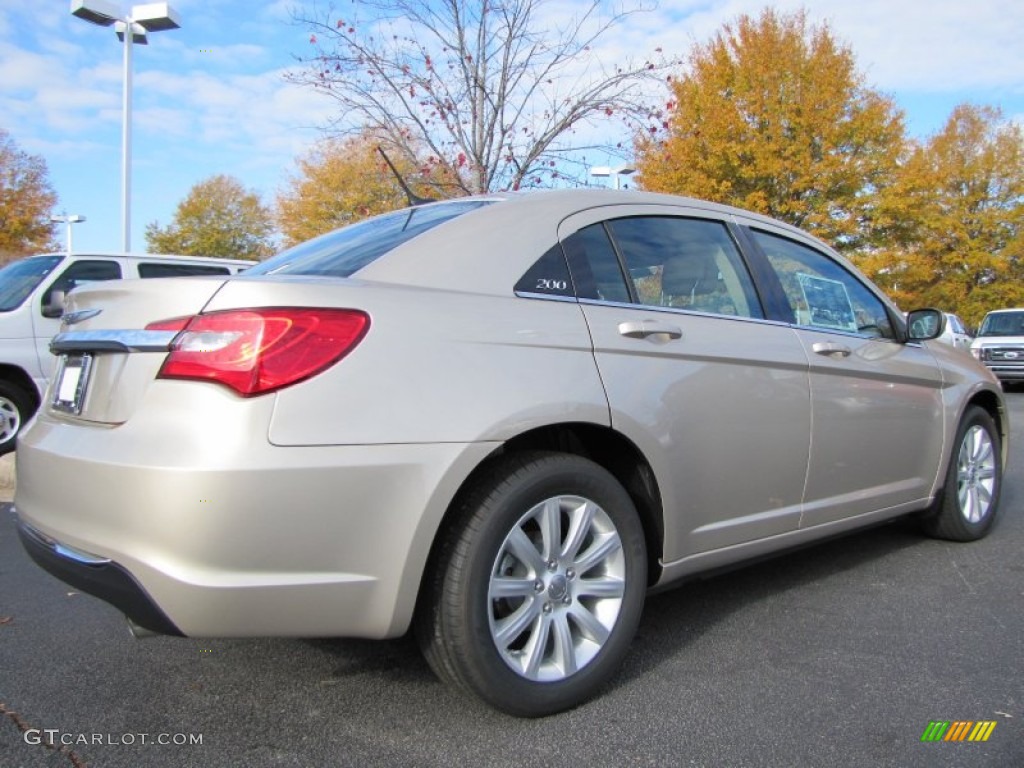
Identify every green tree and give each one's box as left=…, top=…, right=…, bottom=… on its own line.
left=0, top=127, right=59, bottom=259
left=856, top=105, right=1024, bottom=326
left=146, top=175, right=276, bottom=260
left=277, top=133, right=442, bottom=247
left=289, top=0, right=668, bottom=194
left=635, top=8, right=906, bottom=251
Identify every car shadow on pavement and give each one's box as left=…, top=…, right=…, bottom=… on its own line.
left=609, top=517, right=934, bottom=690
left=299, top=517, right=935, bottom=711
left=303, top=634, right=433, bottom=684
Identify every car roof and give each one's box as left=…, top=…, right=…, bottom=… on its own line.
left=440, top=188, right=819, bottom=238
left=356, top=189, right=839, bottom=294
left=33, top=252, right=257, bottom=266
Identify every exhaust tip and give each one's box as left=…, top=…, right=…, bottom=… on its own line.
left=126, top=616, right=159, bottom=639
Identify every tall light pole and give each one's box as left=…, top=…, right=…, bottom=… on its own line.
left=50, top=213, right=87, bottom=255
left=590, top=164, right=636, bottom=190
left=70, top=1, right=181, bottom=252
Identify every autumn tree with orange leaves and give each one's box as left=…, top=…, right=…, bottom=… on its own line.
left=276, top=133, right=445, bottom=246
left=0, top=128, right=59, bottom=260
left=856, top=105, right=1024, bottom=326
left=635, top=8, right=905, bottom=253
left=289, top=0, right=669, bottom=195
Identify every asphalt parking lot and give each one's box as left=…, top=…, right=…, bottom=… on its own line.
left=2, top=396, right=1022, bottom=768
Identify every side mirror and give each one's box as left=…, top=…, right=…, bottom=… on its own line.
left=42, top=289, right=66, bottom=319
left=906, top=308, right=945, bottom=341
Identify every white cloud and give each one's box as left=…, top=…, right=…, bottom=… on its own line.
left=629, top=0, right=1024, bottom=93
left=130, top=64, right=338, bottom=170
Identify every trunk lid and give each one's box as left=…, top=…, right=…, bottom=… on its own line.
left=48, top=277, right=228, bottom=424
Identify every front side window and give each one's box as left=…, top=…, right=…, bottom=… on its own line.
left=246, top=200, right=492, bottom=278
left=752, top=230, right=895, bottom=339
left=0, top=255, right=63, bottom=312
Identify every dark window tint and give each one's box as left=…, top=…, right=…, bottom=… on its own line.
left=43, top=260, right=122, bottom=310
left=246, top=201, right=492, bottom=278
left=606, top=217, right=761, bottom=318
left=751, top=229, right=895, bottom=339
left=138, top=263, right=231, bottom=278
left=514, top=244, right=574, bottom=297
left=0, top=255, right=63, bottom=312
left=562, top=223, right=630, bottom=303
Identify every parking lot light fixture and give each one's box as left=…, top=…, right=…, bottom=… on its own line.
left=50, top=213, right=87, bottom=255
left=590, top=164, right=636, bottom=190
left=70, top=1, right=181, bottom=252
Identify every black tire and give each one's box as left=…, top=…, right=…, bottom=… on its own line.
left=922, top=405, right=1002, bottom=541
left=416, top=451, right=647, bottom=717
left=0, top=380, right=32, bottom=455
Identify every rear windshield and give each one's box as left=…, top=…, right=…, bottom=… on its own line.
left=246, top=200, right=492, bottom=278
left=0, top=255, right=64, bottom=311
left=978, top=311, right=1024, bottom=337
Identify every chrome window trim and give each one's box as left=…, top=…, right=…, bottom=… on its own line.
left=577, top=296, right=792, bottom=328
left=517, top=288, right=901, bottom=339
left=513, top=291, right=579, bottom=303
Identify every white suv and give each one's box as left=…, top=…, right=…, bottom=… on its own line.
left=0, top=252, right=254, bottom=453
left=970, top=308, right=1024, bottom=385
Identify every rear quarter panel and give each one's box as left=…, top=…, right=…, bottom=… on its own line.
left=202, top=276, right=611, bottom=445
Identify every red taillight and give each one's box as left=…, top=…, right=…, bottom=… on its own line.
left=146, top=308, right=369, bottom=396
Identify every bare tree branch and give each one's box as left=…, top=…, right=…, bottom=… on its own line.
left=287, top=0, right=672, bottom=194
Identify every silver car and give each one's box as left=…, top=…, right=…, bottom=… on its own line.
left=15, top=190, right=1007, bottom=717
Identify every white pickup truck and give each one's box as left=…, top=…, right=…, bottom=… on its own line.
left=971, top=308, right=1024, bottom=387
left=0, top=252, right=254, bottom=453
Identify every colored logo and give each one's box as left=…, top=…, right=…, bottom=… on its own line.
left=921, top=720, right=997, bottom=742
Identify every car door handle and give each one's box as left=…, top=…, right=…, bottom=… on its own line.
left=812, top=341, right=852, bottom=358
left=618, top=320, right=683, bottom=340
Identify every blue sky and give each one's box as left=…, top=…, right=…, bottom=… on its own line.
left=2, top=0, right=1022, bottom=254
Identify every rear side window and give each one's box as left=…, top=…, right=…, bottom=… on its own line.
left=562, top=223, right=631, bottom=303
left=138, top=263, right=231, bottom=278
left=561, top=216, right=762, bottom=318
left=606, top=217, right=761, bottom=318
left=246, top=200, right=492, bottom=278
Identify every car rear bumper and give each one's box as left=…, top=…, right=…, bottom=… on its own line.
left=17, top=519, right=183, bottom=636
left=15, top=413, right=497, bottom=638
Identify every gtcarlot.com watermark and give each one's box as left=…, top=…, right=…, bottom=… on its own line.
left=24, top=729, right=203, bottom=746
